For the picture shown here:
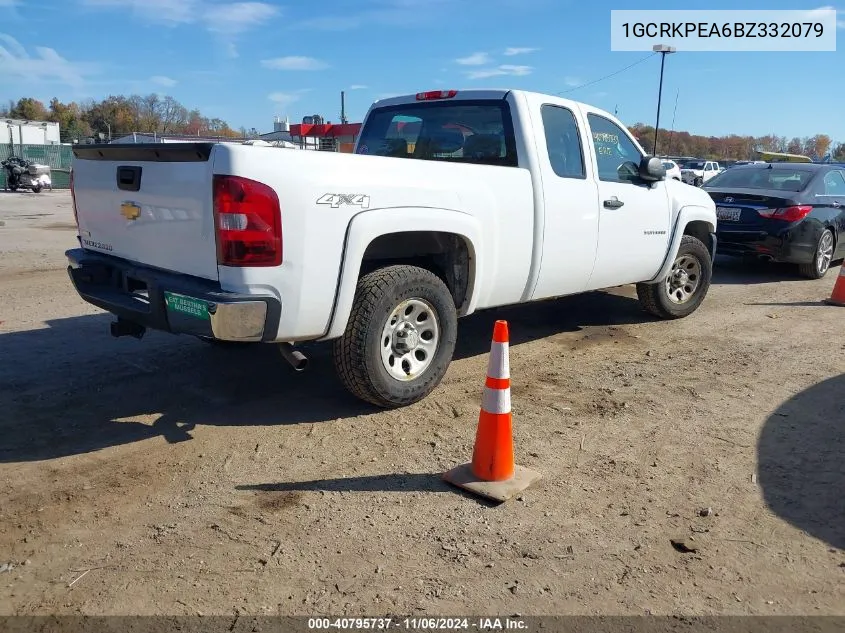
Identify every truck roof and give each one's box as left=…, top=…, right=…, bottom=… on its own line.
left=370, top=88, right=586, bottom=112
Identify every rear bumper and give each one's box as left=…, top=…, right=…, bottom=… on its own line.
left=65, top=248, right=281, bottom=342
left=716, top=227, right=815, bottom=264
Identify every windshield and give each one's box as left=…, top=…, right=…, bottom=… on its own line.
left=662, top=161, right=675, bottom=169
left=356, top=99, right=518, bottom=167
left=704, top=166, right=815, bottom=192
left=683, top=161, right=705, bottom=169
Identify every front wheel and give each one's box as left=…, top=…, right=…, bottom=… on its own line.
left=333, top=265, right=458, bottom=408
left=637, top=235, right=713, bottom=319
left=798, top=228, right=834, bottom=279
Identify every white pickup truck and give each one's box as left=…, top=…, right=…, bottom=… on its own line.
left=680, top=160, right=722, bottom=187
left=66, top=89, right=718, bottom=408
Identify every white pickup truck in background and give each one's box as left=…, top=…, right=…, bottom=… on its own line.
left=680, top=160, right=722, bottom=187
left=66, top=89, right=718, bottom=408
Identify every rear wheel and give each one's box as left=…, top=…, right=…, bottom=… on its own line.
left=32, top=184, right=42, bottom=193
left=333, top=265, right=457, bottom=408
left=637, top=235, right=712, bottom=319
left=798, top=229, right=834, bottom=279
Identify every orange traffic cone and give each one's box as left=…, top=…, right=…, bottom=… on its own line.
left=825, top=264, right=845, bottom=306
left=442, top=320, right=542, bottom=502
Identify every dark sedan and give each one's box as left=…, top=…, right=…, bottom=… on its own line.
left=702, top=163, right=845, bottom=278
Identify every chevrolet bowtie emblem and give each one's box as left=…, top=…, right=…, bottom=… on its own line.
left=121, top=202, right=141, bottom=221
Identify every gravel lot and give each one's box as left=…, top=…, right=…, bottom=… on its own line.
left=1, top=190, right=843, bottom=616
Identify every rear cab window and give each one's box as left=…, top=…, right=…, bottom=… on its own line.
left=540, top=104, right=585, bottom=179
left=356, top=99, right=518, bottom=167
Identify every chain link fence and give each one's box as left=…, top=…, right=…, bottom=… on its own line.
left=1, top=143, right=74, bottom=189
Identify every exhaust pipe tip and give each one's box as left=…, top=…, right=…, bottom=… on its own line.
left=279, top=343, right=308, bottom=371
left=110, top=318, right=146, bottom=340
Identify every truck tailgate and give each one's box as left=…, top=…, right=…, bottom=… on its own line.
left=71, top=143, right=219, bottom=281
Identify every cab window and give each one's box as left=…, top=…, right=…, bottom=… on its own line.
left=586, top=113, right=642, bottom=183
left=541, top=105, right=584, bottom=179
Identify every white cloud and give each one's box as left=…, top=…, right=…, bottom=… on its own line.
left=349, top=84, right=368, bottom=90
left=503, top=47, right=537, bottom=56
left=203, top=2, right=278, bottom=33
left=466, top=64, right=532, bottom=80
left=802, top=5, right=844, bottom=27
left=295, top=15, right=362, bottom=30
left=294, top=0, right=454, bottom=30
left=82, top=0, right=196, bottom=25
left=456, top=52, right=491, bottom=66
left=150, top=75, right=177, bottom=87
left=261, top=56, right=329, bottom=71
left=564, top=76, right=580, bottom=87
left=80, top=0, right=279, bottom=51
left=268, top=89, right=310, bottom=109
left=0, top=33, right=98, bottom=88
left=0, top=0, right=20, bottom=6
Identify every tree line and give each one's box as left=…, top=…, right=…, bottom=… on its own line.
left=0, top=95, right=258, bottom=142
left=630, top=123, right=845, bottom=162
left=3, top=94, right=845, bottom=162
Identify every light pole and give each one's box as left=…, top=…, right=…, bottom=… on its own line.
left=652, top=44, right=676, bottom=156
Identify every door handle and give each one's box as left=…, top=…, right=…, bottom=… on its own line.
left=603, top=196, right=624, bottom=210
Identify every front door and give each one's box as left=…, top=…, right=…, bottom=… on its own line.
left=584, top=112, right=672, bottom=290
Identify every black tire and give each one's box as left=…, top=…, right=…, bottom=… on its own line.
left=32, top=185, right=42, bottom=193
left=637, top=234, right=712, bottom=319
left=333, top=265, right=458, bottom=408
left=798, top=228, right=834, bottom=279
left=694, top=177, right=703, bottom=187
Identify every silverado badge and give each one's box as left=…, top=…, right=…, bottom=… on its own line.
left=120, top=202, right=141, bottom=221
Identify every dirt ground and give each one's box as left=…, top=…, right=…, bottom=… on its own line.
left=0, top=190, right=843, bottom=617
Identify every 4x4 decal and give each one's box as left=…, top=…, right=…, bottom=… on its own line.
left=316, top=193, right=371, bottom=209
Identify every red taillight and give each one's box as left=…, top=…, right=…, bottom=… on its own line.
left=69, top=169, right=79, bottom=228
left=212, top=174, right=282, bottom=267
left=757, top=205, right=813, bottom=222
left=415, top=90, right=458, bottom=101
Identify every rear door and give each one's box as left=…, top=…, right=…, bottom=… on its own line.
left=530, top=103, right=600, bottom=299
left=582, top=111, right=671, bottom=289
left=71, top=143, right=219, bottom=281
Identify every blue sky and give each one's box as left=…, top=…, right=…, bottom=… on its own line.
left=1, top=0, right=844, bottom=141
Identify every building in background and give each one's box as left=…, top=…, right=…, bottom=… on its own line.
left=2, top=118, right=61, bottom=146
left=288, top=120, right=362, bottom=152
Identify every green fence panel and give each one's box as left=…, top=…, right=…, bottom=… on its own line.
left=1, top=142, right=75, bottom=189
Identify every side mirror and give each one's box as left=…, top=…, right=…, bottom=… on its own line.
left=639, top=155, right=666, bottom=182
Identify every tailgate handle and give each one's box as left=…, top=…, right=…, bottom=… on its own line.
left=116, top=166, right=142, bottom=192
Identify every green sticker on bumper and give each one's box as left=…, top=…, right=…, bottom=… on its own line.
left=164, top=292, right=210, bottom=320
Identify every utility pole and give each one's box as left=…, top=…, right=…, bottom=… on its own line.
left=667, top=89, right=679, bottom=156
left=652, top=44, right=676, bottom=156
left=340, top=91, right=348, bottom=125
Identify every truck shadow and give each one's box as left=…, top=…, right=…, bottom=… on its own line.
left=757, top=373, right=845, bottom=550
left=0, top=288, right=652, bottom=464
left=712, top=254, right=842, bottom=285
